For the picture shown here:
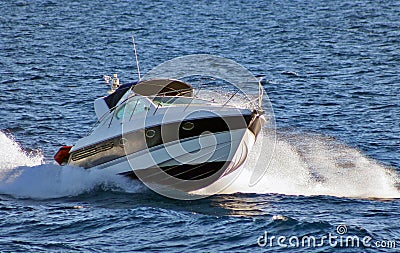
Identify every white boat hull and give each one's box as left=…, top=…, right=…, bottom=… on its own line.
left=87, top=128, right=255, bottom=191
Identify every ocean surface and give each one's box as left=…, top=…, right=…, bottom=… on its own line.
left=1, top=0, right=399, bottom=252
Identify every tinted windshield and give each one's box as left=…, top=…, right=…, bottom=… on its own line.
left=116, top=96, right=152, bottom=119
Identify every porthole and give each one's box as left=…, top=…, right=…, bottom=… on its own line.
left=182, top=122, right=194, bottom=131
left=146, top=129, right=156, bottom=138
left=119, top=138, right=128, bottom=147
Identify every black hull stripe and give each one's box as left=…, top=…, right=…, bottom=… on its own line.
left=120, top=161, right=228, bottom=181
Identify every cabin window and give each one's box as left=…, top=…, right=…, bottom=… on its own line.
left=116, top=96, right=151, bottom=120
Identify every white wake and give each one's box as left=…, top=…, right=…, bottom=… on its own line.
left=212, top=131, right=400, bottom=199
left=0, top=131, right=145, bottom=199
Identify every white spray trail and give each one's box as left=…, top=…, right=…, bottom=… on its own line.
left=210, top=131, right=400, bottom=199
left=0, top=131, right=146, bottom=199
left=0, top=132, right=43, bottom=170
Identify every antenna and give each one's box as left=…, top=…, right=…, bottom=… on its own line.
left=131, top=34, right=141, bottom=80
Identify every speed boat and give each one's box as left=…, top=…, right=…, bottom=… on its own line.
left=55, top=77, right=265, bottom=192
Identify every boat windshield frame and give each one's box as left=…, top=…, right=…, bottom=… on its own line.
left=150, top=96, right=211, bottom=107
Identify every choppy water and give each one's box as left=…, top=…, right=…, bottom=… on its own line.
left=1, top=0, right=399, bottom=252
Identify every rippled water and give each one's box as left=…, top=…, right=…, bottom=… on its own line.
left=1, top=0, right=399, bottom=252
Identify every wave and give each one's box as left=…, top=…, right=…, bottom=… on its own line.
left=0, top=131, right=146, bottom=199
left=213, top=131, right=400, bottom=199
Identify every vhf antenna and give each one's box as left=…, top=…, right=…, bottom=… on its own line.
left=131, top=33, right=141, bottom=80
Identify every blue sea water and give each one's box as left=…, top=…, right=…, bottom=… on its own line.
left=1, top=0, right=399, bottom=252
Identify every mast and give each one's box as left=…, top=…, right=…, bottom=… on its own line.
left=132, top=34, right=141, bottom=81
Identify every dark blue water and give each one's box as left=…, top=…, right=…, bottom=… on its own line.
left=1, top=0, right=399, bottom=252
